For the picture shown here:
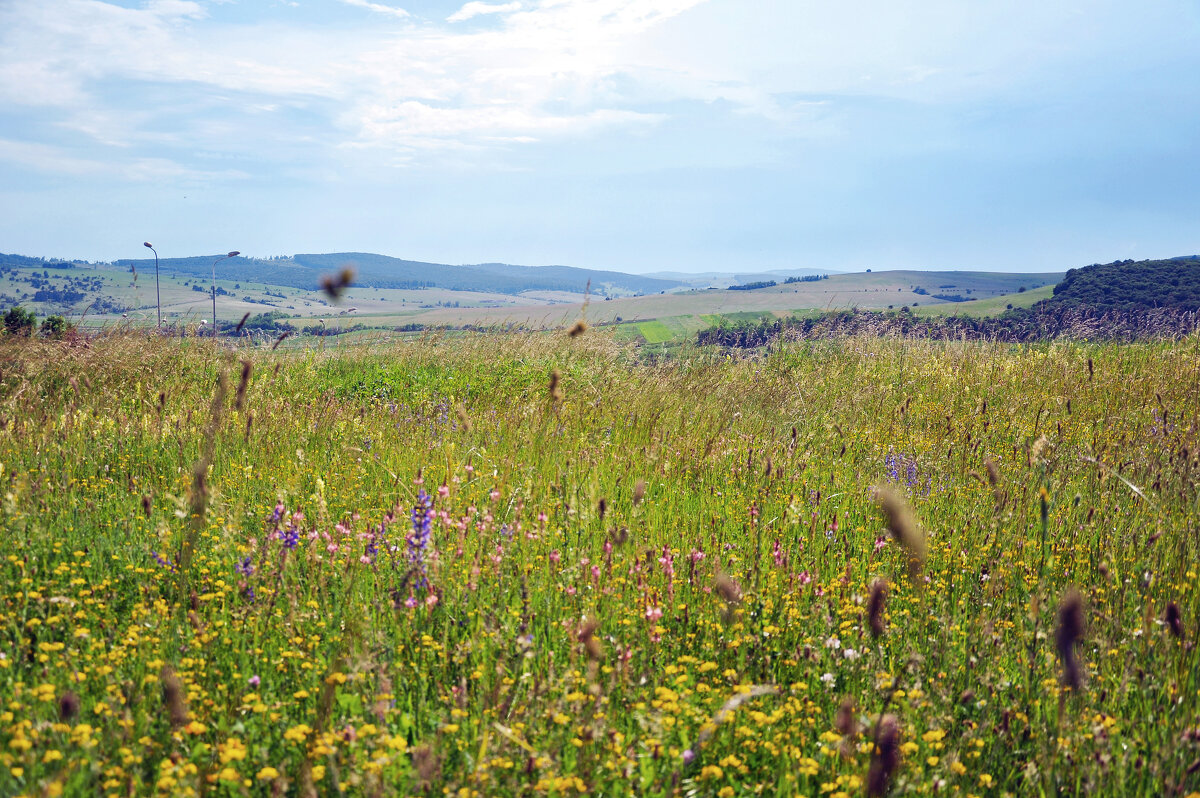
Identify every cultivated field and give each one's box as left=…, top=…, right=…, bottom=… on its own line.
left=0, top=331, right=1197, bottom=796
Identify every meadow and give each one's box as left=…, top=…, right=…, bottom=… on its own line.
left=0, top=329, right=1198, bottom=797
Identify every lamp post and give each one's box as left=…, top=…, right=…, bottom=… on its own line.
left=210, top=251, right=240, bottom=338
left=143, top=242, right=160, bottom=328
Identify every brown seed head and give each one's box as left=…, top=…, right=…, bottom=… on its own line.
left=568, top=320, right=588, bottom=338
left=58, top=691, right=80, bottom=722
left=867, top=714, right=900, bottom=797
left=577, top=618, right=604, bottom=661
left=835, top=698, right=857, bottom=736
left=867, top=579, right=888, bottom=638
left=161, top=666, right=189, bottom=728
left=632, top=480, right=646, bottom=506
left=876, top=485, right=927, bottom=575
left=715, top=573, right=743, bottom=604
left=1165, top=601, right=1184, bottom=639
left=1056, top=588, right=1086, bottom=691
left=549, top=369, right=562, bottom=402
left=235, top=359, right=252, bottom=411
left=984, top=458, right=1000, bottom=486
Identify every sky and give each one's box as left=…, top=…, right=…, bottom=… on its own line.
left=1, top=0, right=1199, bottom=274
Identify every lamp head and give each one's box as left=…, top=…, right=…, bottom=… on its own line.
left=143, top=242, right=153, bottom=248
left=227, top=251, right=240, bottom=257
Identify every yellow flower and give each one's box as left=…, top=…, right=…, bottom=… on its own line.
left=218, top=767, right=240, bottom=782
left=700, top=765, right=724, bottom=780
left=184, top=720, right=208, bottom=735
left=951, top=761, right=967, bottom=776
left=979, top=774, right=994, bottom=788
left=926, top=756, right=940, bottom=767
left=311, top=765, right=326, bottom=781
left=257, top=766, right=280, bottom=781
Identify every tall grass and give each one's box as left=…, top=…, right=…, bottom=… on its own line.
left=0, top=330, right=1198, bottom=796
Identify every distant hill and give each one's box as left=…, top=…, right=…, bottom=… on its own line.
left=1051, top=256, right=1200, bottom=311
left=110, top=252, right=683, bottom=297
left=697, top=255, right=1200, bottom=346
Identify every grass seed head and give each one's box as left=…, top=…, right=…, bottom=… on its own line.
left=58, top=690, right=80, bottom=722
left=984, top=458, right=1000, bottom=486
left=1165, top=601, right=1184, bottom=639
left=867, top=579, right=888, bottom=638
left=835, top=698, right=857, bottom=736
left=715, top=572, right=743, bottom=604
left=1056, top=588, right=1086, bottom=691
left=568, top=320, right=588, bottom=338
left=161, top=666, right=189, bottom=728
left=235, top=359, right=252, bottom=411
left=867, top=714, right=900, bottom=797
left=876, top=485, right=927, bottom=575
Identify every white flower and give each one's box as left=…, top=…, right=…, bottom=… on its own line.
left=820, top=672, right=836, bottom=686
left=842, top=648, right=860, bottom=661
left=824, top=636, right=841, bottom=650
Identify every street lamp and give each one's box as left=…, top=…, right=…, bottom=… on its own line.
left=143, top=242, right=160, bottom=328
left=210, top=251, right=240, bottom=338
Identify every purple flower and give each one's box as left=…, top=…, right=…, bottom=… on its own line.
left=278, top=527, right=300, bottom=549
left=235, top=556, right=255, bottom=576
left=407, top=488, right=433, bottom=590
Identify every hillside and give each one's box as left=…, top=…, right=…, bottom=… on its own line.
left=1051, top=256, right=1200, bottom=311
left=111, top=252, right=683, bottom=297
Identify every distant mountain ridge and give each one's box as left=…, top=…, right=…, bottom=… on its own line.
left=110, top=251, right=683, bottom=296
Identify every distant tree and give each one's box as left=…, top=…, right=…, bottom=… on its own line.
left=40, top=315, right=69, bottom=338
left=4, top=306, right=36, bottom=336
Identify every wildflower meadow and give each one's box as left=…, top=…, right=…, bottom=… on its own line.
left=1, top=331, right=1198, bottom=797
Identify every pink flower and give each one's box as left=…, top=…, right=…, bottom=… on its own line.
left=425, top=594, right=439, bottom=607
left=549, top=550, right=561, bottom=564
left=437, top=484, right=449, bottom=498
left=405, top=596, right=418, bottom=609
left=645, top=606, right=663, bottom=622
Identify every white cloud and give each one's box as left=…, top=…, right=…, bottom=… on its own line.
left=338, top=0, right=410, bottom=19
left=448, top=2, right=522, bottom=23
left=4, top=0, right=1190, bottom=175
left=0, top=138, right=246, bottom=181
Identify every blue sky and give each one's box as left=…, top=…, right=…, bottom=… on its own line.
left=1, top=0, right=1198, bottom=273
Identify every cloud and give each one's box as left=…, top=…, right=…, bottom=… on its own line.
left=0, top=138, right=246, bottom=181
left=338, top=0, right=409, bottom=19
left=447, top=2, right=521, bottom=23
